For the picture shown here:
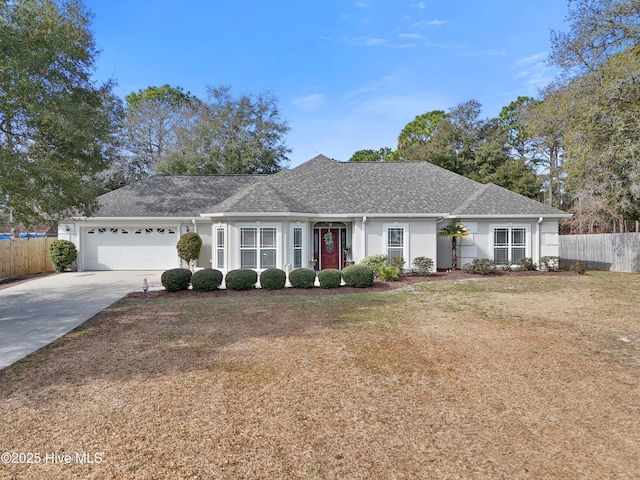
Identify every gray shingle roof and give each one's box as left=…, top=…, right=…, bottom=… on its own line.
left=92, top=175, right=262, bottom=217
left=92, top=154, right=567, bottom=218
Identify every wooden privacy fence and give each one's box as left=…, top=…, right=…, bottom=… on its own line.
left=0, top=237, right=57, bottom=280
left=559, top=233, right=640, bottom=273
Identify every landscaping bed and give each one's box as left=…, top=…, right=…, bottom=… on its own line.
left=128, top=269, right=578, bottom=298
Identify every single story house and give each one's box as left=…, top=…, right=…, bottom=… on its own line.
left=59, top=155, right=571, bottom=272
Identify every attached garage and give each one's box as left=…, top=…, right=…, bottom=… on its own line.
left=82, top=226, right=180, bottom=270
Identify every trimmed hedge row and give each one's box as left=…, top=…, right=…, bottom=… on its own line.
left=159, top=265, right=377, bottom=292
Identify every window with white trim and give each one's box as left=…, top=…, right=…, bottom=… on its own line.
left=215, top=226, right=225, bottom=269
left=293, top=227, right=303, bottom=269
left=384, top=224, right=408, bottom=261
left=493, top=227, right=527, bottom=264
left=240, top=226, right=277, bottom=269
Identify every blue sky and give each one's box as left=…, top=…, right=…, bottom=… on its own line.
left=83, top=0, right=570, bottom=168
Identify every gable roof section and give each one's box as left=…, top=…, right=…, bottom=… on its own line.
left=91, top=155, right=568, bottom=218
left=205, top=155, right=565, bottom=216
left=91, top=175, right=262, bottom=217
left=453, top=183, right=563, bottom=216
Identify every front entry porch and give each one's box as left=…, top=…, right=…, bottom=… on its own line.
left=312, top=222, right=351, bottom=270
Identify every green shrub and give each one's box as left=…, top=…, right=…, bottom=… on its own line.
left=289, top=268, right=316, bottom=288
left=342, top=264, right=375, bottom=288
left=317, top=269, right=342, bottom=289
left=225, top=269, right=258, bottom=291
left=412, top=256, right=434, bottom=276
left=540, top=256, right=560, bottom=272
left=517, top=257, right=537, bottom=271
left=48, top=239, right=78, bottom=272
left=387, top=256, right=405, bottom=271
left=191, top=268, right=223, bottom=292
left=360, top=254, right=389, bottom=276
left=378, top=266, right=400, bottom=281
left=462, top=258, right=496, bottom=275
left=176, top=232, right=202, bottom=268
left=161, top=268, right=192, bottom=292
left=260, top=268, right=286, bottom=290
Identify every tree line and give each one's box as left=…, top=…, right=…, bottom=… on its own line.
left=350, top=0, right=640, bottom=234
left=1, top=0, right=638, bottom=234
left=0, top=0, right=290, bottom=228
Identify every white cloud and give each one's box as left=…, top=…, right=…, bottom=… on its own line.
left=340, top=36, right=389, bottom=47
left=513, top=53, right=556, bottom=95
left=399, top=33, right=424, bottom=40
left=292, top=93, right=327, bottom=111
left=413, top=2, right=426, bottom=9
left=516, top=52, right=547, bottom=66
left=355, top=2, right=367, bottom=6
left=428, top=19, right=447, bottom=26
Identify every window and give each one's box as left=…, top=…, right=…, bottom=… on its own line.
left=293, top=227, right=303, bottom=269
left=384, top=224, right=408, bottom=264
left=240, top=226, right=278, bottom=269
left=387, top=227, right=404, bottom=258
left=493, top=227, right=527, bottom=264
left=215, top=226, right=225, bottom=269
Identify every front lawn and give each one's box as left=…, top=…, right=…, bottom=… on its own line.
left=1, top=273, right=639, bottom=479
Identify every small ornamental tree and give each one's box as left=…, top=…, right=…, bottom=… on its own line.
left=440, top=222, right=468, bottom=270
left=48, top=240, right=77, bottom=272
left=176, top=232, right=202, bottom=271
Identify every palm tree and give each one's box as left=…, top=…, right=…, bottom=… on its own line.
left=440, top=222, right=468, bottom=270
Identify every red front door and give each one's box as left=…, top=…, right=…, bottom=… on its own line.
left=319, top=228, right=340, bottom=270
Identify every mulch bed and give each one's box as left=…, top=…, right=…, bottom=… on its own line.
left=126, top=270, right=577, bottom=299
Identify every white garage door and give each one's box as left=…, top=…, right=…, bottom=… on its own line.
left=83, top=226, right=179, bottom=270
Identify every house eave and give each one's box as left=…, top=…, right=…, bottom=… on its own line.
left=451, top=213, right=572, bottom=219
left=201, top=212, right=451, bottom=219
left=72, top=216, right=207, bottom=222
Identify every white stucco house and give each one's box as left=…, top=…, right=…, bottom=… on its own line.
left=59, top=155, right=571, bottom=272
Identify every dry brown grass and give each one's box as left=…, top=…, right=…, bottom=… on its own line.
left=1, top=272, right=639, bottom=479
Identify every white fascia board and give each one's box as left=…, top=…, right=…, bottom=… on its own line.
left=452, top=213, right=573, bottom=219
left=201, top=212, right=318, bottom=218
left=345, top=212, right=450, bottom=218
left=73, top=216, right=208, bottom=222
left=201, top=212, right=450, bottom=219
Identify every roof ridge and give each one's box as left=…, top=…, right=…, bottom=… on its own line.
left=453, top=182, right=492, bottom=214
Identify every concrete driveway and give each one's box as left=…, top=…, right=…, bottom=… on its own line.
left=0, top=271, right=162, bottom=370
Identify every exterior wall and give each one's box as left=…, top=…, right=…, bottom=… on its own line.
left=69, top=215, right=562, bottom=272
left=219, top=218, right=315, bottom=272
left=190, top=221, right=212, bottom=269
left=436, top=218, right=561, bottom=270
left=362, top=218, right=438, bottom=271
left=214, top=217, right=440, bottom=272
